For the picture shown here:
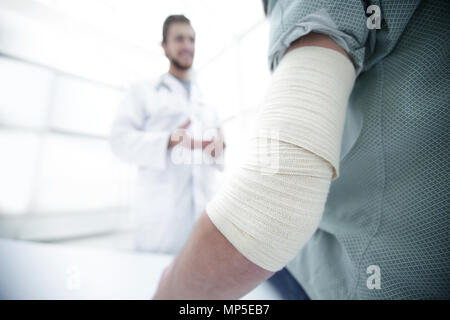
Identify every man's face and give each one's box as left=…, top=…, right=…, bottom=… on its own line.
left=163, top=22, right=195, bottom=70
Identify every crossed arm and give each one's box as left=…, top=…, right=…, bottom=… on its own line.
left=153, top=33, right=352, bottom=299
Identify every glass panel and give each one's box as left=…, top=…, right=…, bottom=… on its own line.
left=196, top=46, right=240, bottom=121
left=34, top=134, right=135, bottom=214
left=238, top=21, right=271, bottom=111
left=50, top=75, right=123, bottom=136
left=0, top=57, right=53, bottom=128
left=0, top=130, right=40, bottom=214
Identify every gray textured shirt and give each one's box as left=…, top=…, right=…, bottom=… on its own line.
left=267, top=0, right=449, bottom=299
left=173, top=75, right=191, bottom=101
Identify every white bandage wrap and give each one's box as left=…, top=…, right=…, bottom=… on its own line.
left=206, top=46, right=355, bottom=271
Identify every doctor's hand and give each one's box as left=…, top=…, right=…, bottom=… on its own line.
left=204, top=137, right=226, bottom=158
left=168, top=119, right=215, bottom=150
left=204, top=128, right=226, bottom=158
left=168, top=119, right=191, bottom=148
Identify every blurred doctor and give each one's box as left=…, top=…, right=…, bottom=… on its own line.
left=110, top=15, right=225, bottom=254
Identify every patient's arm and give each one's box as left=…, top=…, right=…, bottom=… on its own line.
left=153, top=33, right=354, bottom=299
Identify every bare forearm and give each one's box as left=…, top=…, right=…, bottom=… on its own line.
left=153, top=211, right=274, bottom=299
left=153, top=33, right=354, bottom=299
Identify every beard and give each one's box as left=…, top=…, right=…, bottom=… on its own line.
left=169, top=55, right=192, bottom=71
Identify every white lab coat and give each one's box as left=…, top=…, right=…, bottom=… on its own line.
left=110, top=73, right=223, bottom=254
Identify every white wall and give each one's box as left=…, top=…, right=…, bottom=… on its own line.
left=0, top=0, right=271, bottom=240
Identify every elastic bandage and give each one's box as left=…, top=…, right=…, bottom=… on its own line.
left=206, top=46, right=355, bottom=271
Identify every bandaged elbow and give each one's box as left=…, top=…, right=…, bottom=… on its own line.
left=206, top=46, right=355, bottom=271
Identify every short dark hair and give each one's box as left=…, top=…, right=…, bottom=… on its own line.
left=162, top=15, right=191, bottom=43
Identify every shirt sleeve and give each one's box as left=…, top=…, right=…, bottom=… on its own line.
left=109, top=85, right=171, bottom=169
left=266, top=0, right=370, bottom=76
